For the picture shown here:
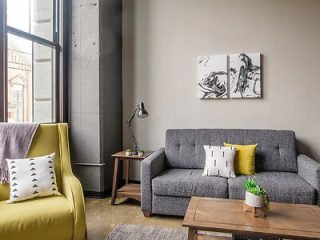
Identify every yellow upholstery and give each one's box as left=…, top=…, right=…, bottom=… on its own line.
left=0, top=196, right=73, bottom=240
left=0, top=124, right=86, bottom=240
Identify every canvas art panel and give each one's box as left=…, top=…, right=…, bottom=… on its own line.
left=229, top=53, right=261, bottom=98
left=198, top=55, right=228, bottom=99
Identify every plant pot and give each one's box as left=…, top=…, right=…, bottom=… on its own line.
left=138, top=152, right=144, bottom=157
left=245, top=191, right=264, bottom=208
left=125, top=151, right=132, bottom=156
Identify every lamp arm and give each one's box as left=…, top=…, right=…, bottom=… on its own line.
left=126, top=108, right=138, bottom=127
left=126, top=107, right=140, bottom=151
left=128, top=124, right=140, bottom=151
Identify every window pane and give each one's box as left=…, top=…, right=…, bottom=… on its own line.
left=7, top=34, right=32, bottom=122
left=7, top=33, right=56, bottom=123
left=7, top=0, right=54, bottom=41
left=33, top=42, right=56, bottom=122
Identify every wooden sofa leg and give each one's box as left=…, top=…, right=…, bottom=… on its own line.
left=142, top=210, right=151, bottom=217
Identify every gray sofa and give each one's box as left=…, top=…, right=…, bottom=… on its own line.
left=141, top=129, right=320, bottom=217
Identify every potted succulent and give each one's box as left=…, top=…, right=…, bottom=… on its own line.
left=125, top=149, right=132, bottom=156
left=244, top=179, right=270, bottom=208
left=137, top=149, right=144, bottom=157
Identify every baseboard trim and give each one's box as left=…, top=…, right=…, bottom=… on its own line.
left=84, top=190, right=109, bottom=199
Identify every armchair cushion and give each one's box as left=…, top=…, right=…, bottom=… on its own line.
left=152, top=169, right=228, bottom=198
left=228, top=172, right=316, bottom=204
left=0, top=195, right=73, bottom=240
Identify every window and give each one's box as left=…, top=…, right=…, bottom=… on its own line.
left=0, top=0, right=67, bottom=123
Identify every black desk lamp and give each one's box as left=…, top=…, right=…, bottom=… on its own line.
left=126, top=102, right=148, bottom=154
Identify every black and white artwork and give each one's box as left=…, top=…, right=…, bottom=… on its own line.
left=198, top=55, right=228, bottom=99
left=229, top=53, right=261, bottom=98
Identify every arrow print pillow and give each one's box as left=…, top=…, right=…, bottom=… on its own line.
left=6, top=153, right=60, bottom=203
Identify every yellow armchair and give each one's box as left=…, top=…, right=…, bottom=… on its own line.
left=0, top=123, right=86, bottom=240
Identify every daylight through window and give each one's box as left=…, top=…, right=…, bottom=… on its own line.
left=6, top=0, right=59, bottom=123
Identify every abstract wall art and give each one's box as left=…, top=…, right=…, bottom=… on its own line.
left=229, top=53, right=261, bottom=98
left=198, top=55, right=228, bottom=99
left=197, top=52, right=262, bottom=99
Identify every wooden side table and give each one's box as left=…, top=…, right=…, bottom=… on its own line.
left=111, top=150, right=153, bottom=205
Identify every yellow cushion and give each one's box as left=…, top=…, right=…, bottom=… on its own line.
left=0, top=183, right=9, bottom=201
left=224, top=142, right=257, bottom=175
left=0, top=196, right=73, bottom=240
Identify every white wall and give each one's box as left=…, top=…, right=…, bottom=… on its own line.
left=123, top=0, right=320, bottom=180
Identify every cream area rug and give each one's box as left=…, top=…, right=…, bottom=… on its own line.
left=107, top=224, right=187, bottom=240
left=107, top=224, right=285, bottom=240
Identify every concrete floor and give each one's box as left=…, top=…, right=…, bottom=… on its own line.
left=85, top=197, right=184, bottom=240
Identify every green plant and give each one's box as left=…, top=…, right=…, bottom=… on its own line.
left=138, top=149, right=144, bottom=153
left=244, top=179, right=270, bottom=208
left=125, top=149, right=132, bottom=152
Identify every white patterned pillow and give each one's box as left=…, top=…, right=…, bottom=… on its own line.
left=6, top=153, right=60, bottom=203
left=202, top=146, right=237, bottom=178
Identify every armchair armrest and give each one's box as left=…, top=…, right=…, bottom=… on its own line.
left=141, top=148, right=165, bottom=215
left=62, top=175, right=86, bottom=240
left=297, top=154, right=320, bottom=205
left=58, top=123, right=86, bottom=239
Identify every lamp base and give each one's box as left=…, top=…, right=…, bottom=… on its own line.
left=131, top=150, right=138, bottom=155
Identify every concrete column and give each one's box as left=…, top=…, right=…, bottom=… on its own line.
left=70, top=0, right=122, bottom=196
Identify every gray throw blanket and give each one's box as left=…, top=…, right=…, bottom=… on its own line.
left=0, top=123, right=39, bottom=183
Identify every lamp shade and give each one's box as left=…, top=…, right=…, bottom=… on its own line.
left=137, top=102, right=148, bottom=118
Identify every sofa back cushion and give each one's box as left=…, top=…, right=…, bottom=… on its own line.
left=165, top=129, right=297, bottom=172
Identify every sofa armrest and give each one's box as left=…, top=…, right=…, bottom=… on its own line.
left=297, top=154, right=320, bottom=205
left=141, top=148, right=165, bottom=214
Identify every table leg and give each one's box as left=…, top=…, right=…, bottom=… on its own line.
left=188, top=228, right=196, bottom=240
left=124, top=159, right=130, bottom=185
left=111, top=158, right=119, bottom=205
left=253, top=207, right=257, bottom=217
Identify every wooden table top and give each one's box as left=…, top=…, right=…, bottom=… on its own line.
left=182, top=197, right=320, bottom=240
left=111, top=151, right=153, bottom=160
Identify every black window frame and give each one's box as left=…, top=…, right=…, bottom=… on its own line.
left=0, top=0, right=69, bottom=123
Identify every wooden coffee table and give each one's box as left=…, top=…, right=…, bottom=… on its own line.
left=183, top=197, right=320, bottom=240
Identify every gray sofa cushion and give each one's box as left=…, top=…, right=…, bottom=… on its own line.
left=165, top=129, right=297, bottom=172
left=228, top=172, right=316, bottom=204
left=152, top=169, right=228, bottom=198
left=152, top=195, right=190, bottom=216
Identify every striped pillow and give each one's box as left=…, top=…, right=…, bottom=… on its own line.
left=202, top=146, right=237, bottom=178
